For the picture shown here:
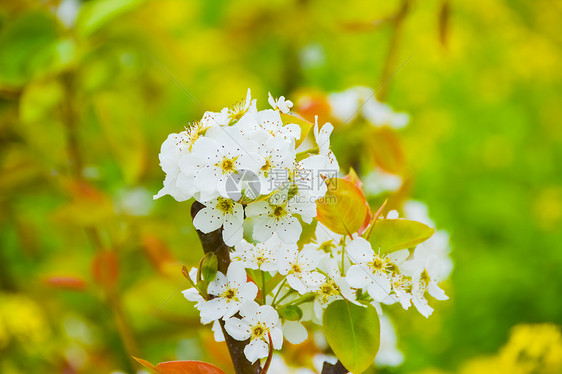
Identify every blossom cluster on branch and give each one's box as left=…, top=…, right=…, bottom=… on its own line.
left=155, top=90, right=451, bottom=366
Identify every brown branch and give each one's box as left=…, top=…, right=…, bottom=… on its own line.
left=321, top=360, right=348, bottom=374
left=376, top=0, right=412, bottom=101
left=191, top=201, right=261, bottom=374
left=61, top=71, right=139, bottom=371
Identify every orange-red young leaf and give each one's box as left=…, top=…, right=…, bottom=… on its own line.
left=294, top=92, right=332, bottom=124
left=316, top=178, right=370, bottom=236
left=133, top=357, right=226, bottom=374
left=91, top=251, right=119, bottom=291
left=369, top=127, right=405, bottom=174
left=45, top=276, right=87, bottom=291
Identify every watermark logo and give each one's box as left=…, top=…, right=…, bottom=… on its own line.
left=225, top=169, right=261, bottom=201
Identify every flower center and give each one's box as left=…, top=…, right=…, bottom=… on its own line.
left=216, top=197, right=234, bottom=214
left=228, top=101, right=248, bottom=122
left=291, top=264, right=301, bottom=274
left=251, top=323, right=268, bottom=340
left=369, top=258, right=385, bottom=271
left=271, top=205, right=287, bottom=219
left=219, top=157, right=236, bottom=174
left=260, top=157, right=272, bottom=174
left=421, top=269, right=431, bottom=285
left=179, top=121, right=203, bottom=152
left=320, top=284, right=334, bottom=295
left=222, top=288, right=238, bottom=301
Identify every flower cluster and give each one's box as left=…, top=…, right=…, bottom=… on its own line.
left=155, top=90, right=451, bottom=364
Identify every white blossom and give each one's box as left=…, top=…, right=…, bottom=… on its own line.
left=282, top=321, right=308, bottom=345
left=231, top=234, right=290, bottom=272
left=224, top=301, right=283, bottom=363
left=327, top=86, right=409, bottom=129
left=278, top=247, right=324, bottom=294
left=245, top=193, right=304, bottom=244
left=345, top=238, right=408, bottom=302
left=313, top=118, right=339, bottom=171
left=198, top=263, right=258, bottom=324
left=268, top=92, right=293, bottom=113
left=192, top=197, right=244, bottom=246
left=190, top=126, right=264, bottom=201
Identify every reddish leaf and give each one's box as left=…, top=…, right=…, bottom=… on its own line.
left=342, top=169, right=372, bottom=234
left=369, top=127, right=405, bottom=174
left=91, top=251, right=119, bottom=291
left=134, top=357, right=226, bottom=374
left=45, top=276, right=87, bottom=291
left=141, top=235, right=175, bottom=274
left=294, top=92, right=332, bottom=124
left=133, top=357, right=156, bottom=371
left=317, top=178, right=370, bottom=236
left=341, top=168, right=363, bottom=189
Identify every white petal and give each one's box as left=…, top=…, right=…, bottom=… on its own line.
left=226, top=262, right=248, bottom=286
left=182, top=288, right=203, bottom=304
left=389, top=249, right=410, bottom=264
left=286, top=274, right=309, bottom=294
left=212, top=320, right=225, bottom=342
left=282, top=321, right=307, bottom=345
left=207, top=272, right=228, bottom=295
left=346, top=265, right=372, bottom=289
left=253, top=217, right=276, bottom=242
left=258, top=305, right=279, bottom=327
left=367, top=273, right=392, bottom=302
left=244, top=338, right=269, bottom=363
left=224, top=317, right=252, bottom=340
left=199, top=298, right=227, bottom=324
left=346, top=237, right=374, bottom=264
left=238, top=282, right=259, bottom=302
left=191, top=137, right=222, bottom=164
left=412, top=295, right=433, bottom=318
left=223, top=300, right=243, bottom=319
left=195, top=167, right=219, bottom=194
left=222, top=218, right=244, bottom=246
left=298, top=249, right=322, bottom=271
left=178, top=154, right=199, bottom=176
left=192, top=206, right=223, bottom=233
left=303, top=272, right=325, bottom=289
left=276, top=215, right=302, bottom=243
left=427, top=281, right=448, bottom=300
left=245, top=201, right=270, bottom=217
left=270, top=326, right=284, bottom=349
left=239, top=300, right=260, bottom=319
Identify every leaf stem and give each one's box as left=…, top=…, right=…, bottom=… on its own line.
left=271, top=278, right=287, bottom=306
left=261, top=271, right=267, bottom=304
left=341, top=236, right=347, bottom=274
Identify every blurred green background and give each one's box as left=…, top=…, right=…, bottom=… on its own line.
left=1, top=0, right=561, bottom=373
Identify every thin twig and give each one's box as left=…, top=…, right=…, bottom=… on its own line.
left=376, top=0, right=412, bottom=101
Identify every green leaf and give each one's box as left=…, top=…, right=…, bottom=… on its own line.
left=316, top=178, right=369, bottom=236
left=200, top=253, right=218, bottom=284
left=93, top=92, right=147, bottom=184
left=323, top=300, right=380, bottom=374
left=76, top=0, right=146, bottom=37
left=0, top=11, right=59, bottom=87
left=265, top=273, right=284, bottom=292
left=298, top=218, right=317, bottom=248
left=369, top=219, right=434, bottom=252
left=278, top=305, right=303, bottom=321
left=280, top=113, right=313, bottom=147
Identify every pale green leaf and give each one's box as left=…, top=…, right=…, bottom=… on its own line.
left=323, top=300, right=380, bottom=373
